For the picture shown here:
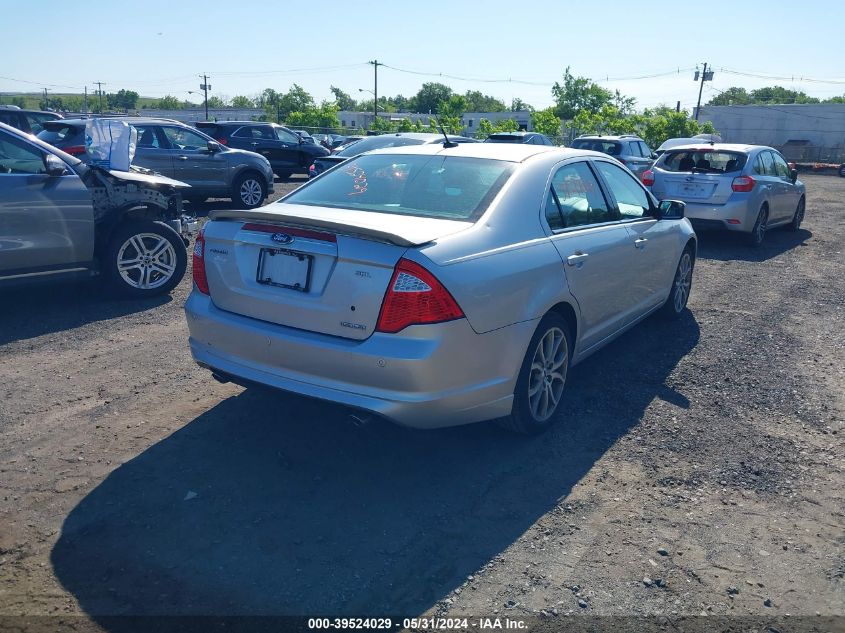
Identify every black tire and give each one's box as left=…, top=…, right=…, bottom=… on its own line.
left=275, top=171, right=292, bottom=180
left=104, top=221, right=187, bottom=298
left=838, top=164, right=845, bottom=178
left=497, top=312, right=571, bottom=435
left=788, top=196, right=805, bottom=231
left=658, top=246, right=694, bottom=319
left=232, top=171, right=266, bottom=209
left=746, top=205, right=769, bottom=247
left=184, top=195, right=208, bottom=204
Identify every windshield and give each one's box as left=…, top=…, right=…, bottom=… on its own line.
left=281, top=154, right=514, bottom=221
left=334, top=136, right=427, bottom=157
left=485, top=135, right=524, bottom=143
left=661, top=150, right=747, bottom=174
left=571, top=139, right=623, bottom=156
left=37, top=125, right=79, bottom=144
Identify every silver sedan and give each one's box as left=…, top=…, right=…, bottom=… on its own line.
left=185, top=143, right=697, bottom=433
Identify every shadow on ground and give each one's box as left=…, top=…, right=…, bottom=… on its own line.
left=51, top=312, right=699, bottom=622
left=695, top=227, right=812, bottom=262
left=0, top=283, right=171, bottom=346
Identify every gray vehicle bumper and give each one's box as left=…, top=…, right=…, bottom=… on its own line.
left=184, top=292, right=535, bottom=428
left=683, top=196, right=756, bottom=233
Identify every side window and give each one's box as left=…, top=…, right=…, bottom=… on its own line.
left=256, top=126, right=276, bottom=140
left=548, top=161, right=612, bottom=229
left=0, top=132, right=48, bottom=174
left=639, top=142, right=653, bottom=158
left=627, top=142, right=641, bottom=157
left=759, top=151, right=776, bottom=176
left=162, top=127, right=210, bottom=151
left=0, top=112, right=23, bottom=130
left=232, top=126, right=254, bottom=138
left=275, top=128, right=299, bottom=144
left=772, top=153, right=790, bottom=179
left=25, top=114, right=47, bottom=135
left=594, top=160, right=652, bottom=219
left=134, top=125, right=162, bottom=148
left=545, top=190, right=565, bottom=230
left=753, top=154, right=765, bottom=175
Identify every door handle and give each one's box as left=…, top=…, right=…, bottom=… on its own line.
left=251, top=142, right=259, bottom=147
left=177, top=155, right=188, bottom=161
left=634, top=238, right=648, bottom=249
left=566, top=253, right=589, bottom=266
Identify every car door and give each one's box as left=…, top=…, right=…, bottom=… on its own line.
left=273, top=126, right=304, bottom=170
left=593, top=159, right=678, bottom=314
left=0, top=130, right=94, bottom=273
left=161, top=125, right=228, bottom=194
left=132, top=125, right=176, bottom=177
left=543, top=159, right=640, bottom=351
left=753, top=150, right=781, bottom=218
left=234, top=125, right=289, bottom=171
left=771, top=151, right=800, bottom=222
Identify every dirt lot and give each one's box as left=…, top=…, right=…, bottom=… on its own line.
left=0, top=174, right=842, bottom=630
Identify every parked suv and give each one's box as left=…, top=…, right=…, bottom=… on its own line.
left=0, top=121, right=196, bottom=296
left=37, top=118, right=275, bottom=209
left=0, top=107, right=63, bottom=135
left=196, top=121, right=329, bottom=179
left=643, top=143, right=805, bottom=246
left=570, top=134, right=656, bottom=178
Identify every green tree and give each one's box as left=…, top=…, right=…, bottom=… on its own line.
left=410, top=82, right=453, bottom=114
left=278, top=84, right=315, bottom=120
left=475, top=118, right=495, bottom=139
left=231, top=95, right=254, bottom=108
left=552, top=66, right=613, bottom=119
left=285, top=101, right=341, bottom=129
left=396, top=117, right=415, bottom=132
left=206, top=95, right=227, bottom=108
left=706, top=87, right=751, bottom=106
left=531, top=107, right=561, bottom=139
left=369, top=116, right=396, bottom=133
left=463, top=90, right=506, bottom=112
left=157, top=95, right=183, bottom=109
left=8, top=96, right=27, bottom=108
left=106, top=89, right=139, bottom=111
left=330, top=86, right=357, bottom=111
left=510, top=97, right=532, bottom=112
left=388, top=95, right=410, bottom=111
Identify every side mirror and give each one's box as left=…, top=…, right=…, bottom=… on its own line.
left=790, top=168, right=798, bottom=183
left=658, top=199, right=686, bottom=220
left=207, top=141, right=221, bottom=153
left=43, top=153, right=67, bottom=177
left=651, top=152, right=658, bottom=160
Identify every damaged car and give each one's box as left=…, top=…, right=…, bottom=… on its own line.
left=0, top=121, right=197, bottom=297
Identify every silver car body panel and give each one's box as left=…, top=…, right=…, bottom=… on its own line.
left=185, top=143, right=696, bottom=428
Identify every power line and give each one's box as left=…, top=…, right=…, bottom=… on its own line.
left=719, top=68, right=845, bottom=86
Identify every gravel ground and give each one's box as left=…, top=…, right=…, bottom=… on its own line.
left=0, top=174, right=842, bottom=630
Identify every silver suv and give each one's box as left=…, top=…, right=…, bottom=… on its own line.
left=37, top=118, right=275, bottom=209
left=570, top=134, right=656, bottom=178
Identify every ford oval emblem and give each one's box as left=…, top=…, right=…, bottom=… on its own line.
left=271, top=233, right=293, bottom=245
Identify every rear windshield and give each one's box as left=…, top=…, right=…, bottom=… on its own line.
left=661, top=150, right=747, bottom=173
left=571, top=139, right=623, bottom=156
left=334, top=136, right=426, bottom=157
left=485, top=135, right=524, bottom=143
left=37, top=125, right=80, bottom=144
left=282, top=154, right=514, bottom=221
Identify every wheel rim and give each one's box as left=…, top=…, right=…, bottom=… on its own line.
left=795, top=199, right=805, bottom=224
left=117, top=233, right=177, bottom=290
left=673, top=252, right=692, bottom=313
left=527, top=327, right=568, bottom=422
left=240, top=179, right=263, bottom=206
left=756, top=209, right=768, bottom=242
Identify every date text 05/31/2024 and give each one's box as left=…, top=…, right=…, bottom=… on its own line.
left=307, top=617, right=528, bottom=630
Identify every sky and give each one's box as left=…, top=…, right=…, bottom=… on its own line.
left=4, top=1, right=845, bottom=112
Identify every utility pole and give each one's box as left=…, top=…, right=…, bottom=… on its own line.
left=43, top=88, right=49, bottom=110
left=84, top=86, right=88, bottom=114
left=694, top=63, right=714, bottom=121
left=199, top=74, right=211, bottom=121
left=94, top=82, right=105, bottom=112
left=369, top=60, right=381, bottom=122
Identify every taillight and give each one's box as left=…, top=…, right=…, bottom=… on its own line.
left=641, top=169, right=655, bottom=186
left=192, top=229, right=209, bottom=295
left=376, top=258, right=464, bottom=333
left=216, top=137, right=228, bottom=145
left=731, top=175, right=756, bottom=192
left=63, top=145, right=86, bottom=156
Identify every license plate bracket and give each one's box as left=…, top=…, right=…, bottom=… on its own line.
left=256, top=248, right=312, bottom=292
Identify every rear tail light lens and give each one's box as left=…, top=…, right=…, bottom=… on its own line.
left=63, top=145, right=86, bottom=156
left=731, top=175, right=756, bottom=192
left=641, top=169, right=655, bottom=186
left=376, top=258, right=464, bottom=333
left=216, top=137, right=228, bottom=145
left=192, top=228, right=209, bottom=295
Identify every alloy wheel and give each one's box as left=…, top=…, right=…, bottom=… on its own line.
left=527, top=327, right=568, bottom=422
left=673, top=252, right=692, bottom=313
left=117, top=233, right=178, bottom=290
left=240, top=178, right=263, bottom=206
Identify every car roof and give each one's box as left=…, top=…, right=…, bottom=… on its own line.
left=662, top=142, right=763, bottom=153
left=575, top=134, right=640, bottom=141
left=359, top=141, right=596, bottom=163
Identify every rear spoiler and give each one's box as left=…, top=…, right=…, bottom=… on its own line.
left=209, top=207, right=471, bottom=248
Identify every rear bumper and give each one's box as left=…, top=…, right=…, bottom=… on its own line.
left=184, top=292, right=536, bottom=428
left=682, top=197, right=755, bottom=233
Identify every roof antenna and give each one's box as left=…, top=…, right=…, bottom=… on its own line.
left=432, top=117, right=458, bottom=148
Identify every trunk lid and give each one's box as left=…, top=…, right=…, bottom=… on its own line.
left=202, top=205, right=472, bottom=340
left=656, top=172, right=735, bottom=205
